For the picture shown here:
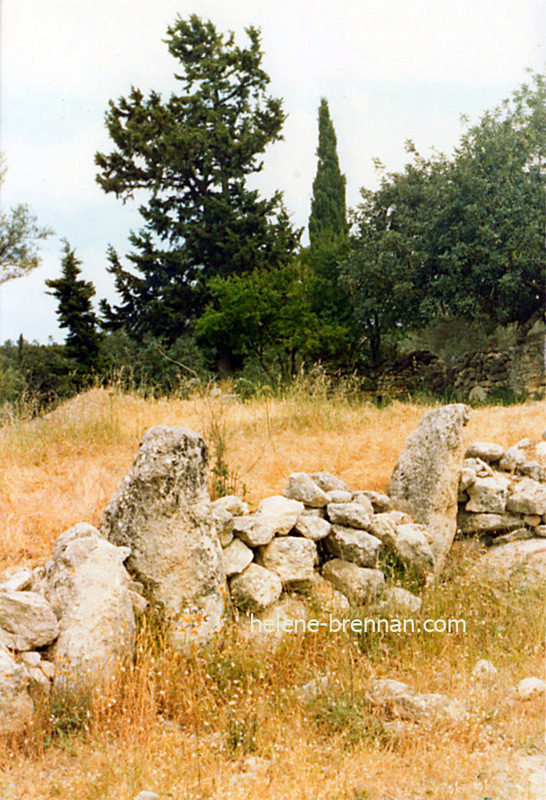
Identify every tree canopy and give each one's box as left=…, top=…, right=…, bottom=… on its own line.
left=96, top=14, right=300, bottom=346
left=343, top=71, right=546, bottom=362
left=0, top=157, right=52, bottom=285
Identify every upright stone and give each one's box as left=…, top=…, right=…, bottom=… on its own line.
left=101, top=426, right=228, bottom=650
left=389, top=404, right=470, bottom=574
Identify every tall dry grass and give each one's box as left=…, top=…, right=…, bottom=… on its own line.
left=0, top=387, right=544, bottom=799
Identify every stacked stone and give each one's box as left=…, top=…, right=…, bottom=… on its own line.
left=457, top=437, right=546, bottom=543
left=213, top=471, right=429, bottom=619
left=0, top=523, right=145, bottom=734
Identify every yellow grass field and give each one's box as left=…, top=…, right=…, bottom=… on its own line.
left=0, top=388, right=544, bottom=799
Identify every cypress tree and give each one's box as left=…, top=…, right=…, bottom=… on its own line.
left=309, top=98, right=347, bottom=248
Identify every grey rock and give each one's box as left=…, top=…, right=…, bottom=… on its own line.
left=324, top=490, right=353, bottom=504
left=283, top=473, right=329, bottom=507
left=293, top=514, right=331, bottom=541
left=465, top=476, right=508, bottom=513
left=499, top=446, right=526, bottom=473
left=326, top=502, right=372, bottom=529
left=0, top=591, right=59, bottom=651
left=45, top=524, right=136, bottom=690
left=376, top=586, right=422, bottom=614
left=257, top=536, right=317, bottom=588
left=134, top=793, right=160, bottom=800
left=465, top=441, right=505, bottom=463
left=321, top=559, right=385, bottom=604
left=390, top=403, right=470, bottom=574
left=325, top=525, right=382, bottom=568
left=212, top=505, right=234, bottom=548
left=257, top=495, right=305, bottom=534
left=519, top=461, right=545, bottom=482
left=310, top=472, right=350, bottom=493
left=230, top=564, right=282, bottom=613
left=506, top=477, right=546, bottom=516
left=0, top=649, right=34, bottom=733
left=463, top=457, right=494, bottom=477
left=222, top=538, right=254, bottom=577
left=211, top=495, right=249, bottom=517
left=457, top=510, right=524, bottom=535
left=0, top=568, right=33, bottom=593
left=353, top=490, right=392, bottom=513
left=101, top=426, right=227, bottom=649
left=391, top=523, right=435, bottom=578
left=459, top=467, right=477, bottom=492
left=492, top=528, right=535, bottom=546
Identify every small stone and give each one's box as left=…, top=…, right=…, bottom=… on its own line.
left=516, top=438, right=533, bottom=449
left=519, top=461, right=544, bottom=482
left=353, top=491, right=392, bottom=513
left=212, top=495, right=249, bottom=517
left=310, top=472, right=350, bottom=493
left=321, top=559, right=385, bottom=604
left=464, top=457, right=494, bottom=477
left=459, top=467, right=477, bottom=492
left=212, top=505, right=234, bottom=547
left=326, top=502, right=372, bottom=529
left=516, top=677, right=545, bottom=701
left=465, top=476, right=508, bottom=514
left=457, top=511, right=523, bottom=535
left=492, top=528, right=534, bottom=546
left=324, top=490, right=353, bottom=504
left=293, top=514, right=331, bottom=541
left=284, top=473, right=329, bottom=507
left=257, top=537, right=317, bottom=588
left=0, top=591, right=59, bottom=651
left=129, top=591, right=149, bottom=617
left=296, top=676, right=331, bottom=702
left=506, top=477, right=546, bottom=516
left=21, top=651, right=41, bottom=668
left=534, top=525, right=546, bottom=538
left=229, top=564, right=282, bottom=614
left=472, top=659, right=498, bottom=681
left=257, top=495, right=305, bottom=535
left=376, top=587, right=422, bottom=614
left=524, top=514, right=542, bottom=527
left=0, top=568, right=33, bottom=593
left=391, top=523, right=435, bottom=578
left=465, top=442, right=505, bottom=463
left=133, top=793, right=160, bottom=800
left=325, top=525, right=382, bottom=567
left=222, top=538, right=254, bottom=577
left=499, top=446, right=526, bottom=473
left=39, top=660, right=56, bottom=680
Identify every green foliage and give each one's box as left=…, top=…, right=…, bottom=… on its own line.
left=343, top=71, right=546, bottom=362
left=0, top=155, right=53, bottom=284
left=196, top=259, right=324, bottom=381
left=45, top=241, right=103, bottom=368
left=96, top=14, right=300, bottom=348
left=0, top=338, right=76, bottom=410
left=309, top=98, right=348, bottom=248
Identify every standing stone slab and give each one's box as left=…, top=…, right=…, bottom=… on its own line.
left=389, top=404, right=470, bottom=574
left=101, top=426, right=228, bottom=650
left=45, top=524, right=136, bottom=691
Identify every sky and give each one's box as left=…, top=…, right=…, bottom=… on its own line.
left=0, top=0, right=544, bottom=344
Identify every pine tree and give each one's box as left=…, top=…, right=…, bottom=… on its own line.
left=309, top=98, right=347, bottom=248
left=96, top=15, right=300, bottom=347
left=45, top=241, right=102, bottom=367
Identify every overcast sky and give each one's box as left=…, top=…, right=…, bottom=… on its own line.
left=1, top=0, right=544, bottom=343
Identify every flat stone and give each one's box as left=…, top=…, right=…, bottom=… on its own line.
left=326, top=502, right=372, bottom=529
left=283, top=473, right=329, bottom=507
left=524, top=514, right=542, bottom=527
left=321, top=559, right=385, bottom=605
left=324, top=490, right=353, bottom=504
left=229, top=564, right=282, bottom=614
left=465, top=442, right=505, bottom=463
left=519, top=462, right=545, bottom=482
left=492, top=528, right=535, bottom=546
left=457, top=511, right=524, bottom=535
left=0, top=568, right=33, bottom=593
left=464, top=457, right=494, bottom=477
left=376, top=586, right=422, bottom=614
left=325, top=525, right=382, bottom=567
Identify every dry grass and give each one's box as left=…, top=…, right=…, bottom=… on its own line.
left=0, top=387, right=544, bottom=799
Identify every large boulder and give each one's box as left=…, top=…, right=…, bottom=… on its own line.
left=389, top=404, right=470, bottom=574
left=44, top=524, right=136, bottom=691
left=101, top=426, right=228, bottom=650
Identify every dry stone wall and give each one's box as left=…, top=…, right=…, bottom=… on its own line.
left=2, top=408, right=546, bottom=734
